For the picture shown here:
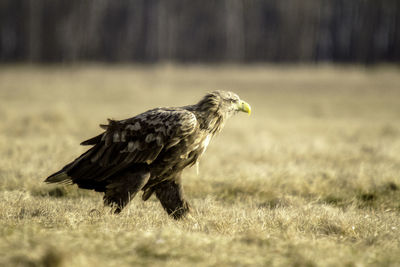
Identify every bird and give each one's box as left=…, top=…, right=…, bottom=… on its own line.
left=45, top=90, right=251, bottom=219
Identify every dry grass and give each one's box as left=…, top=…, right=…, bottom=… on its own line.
left=0, top=64, right=399, bottom=266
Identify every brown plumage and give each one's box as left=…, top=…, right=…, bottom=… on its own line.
left=45, top=90, right=251, bottom=219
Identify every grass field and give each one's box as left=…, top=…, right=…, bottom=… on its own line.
left=0, top=64, right=399, bottom=266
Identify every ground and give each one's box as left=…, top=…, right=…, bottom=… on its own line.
left=0, top=64, right=399, bottom=266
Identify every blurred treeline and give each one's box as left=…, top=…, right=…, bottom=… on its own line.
left=0, top=0, right=399, bottom=63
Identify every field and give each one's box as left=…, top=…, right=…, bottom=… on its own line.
left=0, top=64, right=399, bottom=266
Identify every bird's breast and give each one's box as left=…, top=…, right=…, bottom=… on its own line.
left=149, top=133, right=212, bottom=182
left=200, top=134, right=212, bottom=155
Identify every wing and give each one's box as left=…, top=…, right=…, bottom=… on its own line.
left=81, top=108, right=198, bottom=169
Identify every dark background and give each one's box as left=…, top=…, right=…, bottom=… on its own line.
left=1, top=0, right=399, bottom=64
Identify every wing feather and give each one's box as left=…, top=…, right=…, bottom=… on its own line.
left=82, top=108, right=198, bottom=171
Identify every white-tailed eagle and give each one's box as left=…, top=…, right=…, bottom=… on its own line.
left=45, top=90, right=251, bottom=219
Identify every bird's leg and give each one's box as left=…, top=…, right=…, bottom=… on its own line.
left=154, top=174, right=190, bottom=219
left=103, top=170, right=150, bottom=213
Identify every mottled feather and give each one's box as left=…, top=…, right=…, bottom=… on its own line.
left=45, top=90, right=250, bottom=219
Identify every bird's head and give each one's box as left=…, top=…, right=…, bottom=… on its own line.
left=198, top=90, right=251, bottom=117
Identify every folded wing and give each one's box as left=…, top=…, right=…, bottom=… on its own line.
left=46, top=108, right=198, bottom=183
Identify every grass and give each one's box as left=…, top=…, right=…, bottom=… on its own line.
left=0, top=64, right=399, bottom=266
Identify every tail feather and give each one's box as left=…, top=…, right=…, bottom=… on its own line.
left=45, top=171, right=72, bottom=184
left=44, top=143, right=136, bottom=194
left=44, top=145, right=115, bottom=191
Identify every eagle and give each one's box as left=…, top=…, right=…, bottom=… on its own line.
left=45, top=90, right=251, bottom=219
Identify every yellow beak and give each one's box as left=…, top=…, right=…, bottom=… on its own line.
left=238, top=100, right=251, bottom=115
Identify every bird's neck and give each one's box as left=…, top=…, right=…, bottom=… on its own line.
left=185, top=104, right=227, bottom=135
